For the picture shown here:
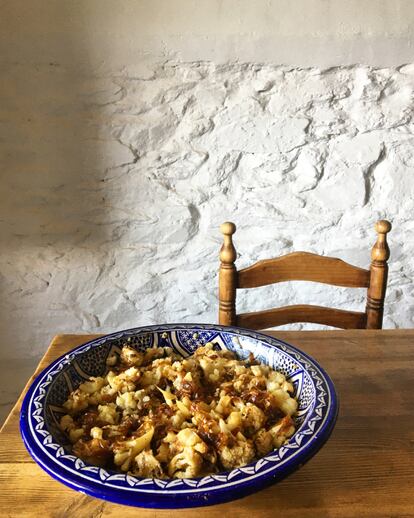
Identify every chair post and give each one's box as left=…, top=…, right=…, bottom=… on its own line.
left=219, top=222, right=237, bottom=326
left=366, top=220, right=392, bottom=329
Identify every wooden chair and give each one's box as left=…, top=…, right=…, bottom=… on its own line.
left=218, top=220, right=391, bottom=330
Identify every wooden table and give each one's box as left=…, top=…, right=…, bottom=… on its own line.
left=1, top=330, right=413, bottom=517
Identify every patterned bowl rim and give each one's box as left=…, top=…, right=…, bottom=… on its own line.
left=20, top=323, right=338, bottom=509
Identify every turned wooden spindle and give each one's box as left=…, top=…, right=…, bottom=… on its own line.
left=366, top=220, right=392, bottom=329
left=219, top=222, right=237, bottom=326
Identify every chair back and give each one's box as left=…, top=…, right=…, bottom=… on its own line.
left=218, top=221, right=391, bottom=329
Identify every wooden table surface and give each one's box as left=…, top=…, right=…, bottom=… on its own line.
left=1, top=330, right=413, bottom=518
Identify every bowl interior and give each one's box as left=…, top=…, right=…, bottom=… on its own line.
left=44, top=326, right=315, bottom=456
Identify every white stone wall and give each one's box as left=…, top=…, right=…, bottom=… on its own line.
left=1, top=61, right=414, bottom=419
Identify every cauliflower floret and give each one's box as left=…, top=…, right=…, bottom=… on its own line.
left=254, top=429, right=274, bottom=456
left=62, top=377, right=105, bottom=409
left=191, top=406, right=221, bottom=438
left=176, top=429, right=209, bottom=454
left=156, top=442, right=172, bottom=464
left=271, top=388, right=298, bottom=416
left=247, top=374, right=267, bottom=390
left=282, top=380, right=294, bottom=393
left=170, top=411, right=187, bottom=429
left=132, top=450, right=163, bottom=477
left=214, top=394, right=233, bottom=417
left=98, top=403, right=119, bottom=425
left=116, top=391, right=136, bottom=411
left=218, top=436, right=255, bottom=470
left=234, top=364, right=247, bottom=376
left=266, top=370, right=287, bottom=392
left=281, top=396, right=298, bottom=416
left=116, top=390, right=145, bottom=415
left=63, top=378, right=106, bottom=413
left=198, top=355, right=227, bottom=382
left=198, top=357, right=215, bottom=379
left=120, top=345, right=144, bottom=367
left=60, top=414, right=85, bottom=443
left=156, top=430, right=177, bottom=463
left=98, top=383, right=117, bottom=402
left=250, top=365, right=265, bottom=377
left=239, top=402, right=266, bottom=435
left=106, top=367, right=140, bottom=393
left=166, top=429, right=211, bottom=478
left=171, top=370, right=200, bottom=397
left=106, top=351, right=118, bottom=366
left=140, top=369, right=162, bottom=387
left=103, top=419, right=138, bottom=439
left=143, top=347, right=170, bottom=365
left=269, top=370, right=286, bottom=383
left=78, top=377, right=105, bottom=394
left=90, top=426, right=103, bottom=440
left=226, top=411, right=242, bottom=431
left=269, top=415, right=296, bottom=447
left=168, top=448, right=203, bottom=478
left=113, top=427, right=154, bottom=471
left=233, top=373, right=251, bottom=393
left=193, top=343, right=215, bottom=357
left=63, top=389, right=89, bottom=413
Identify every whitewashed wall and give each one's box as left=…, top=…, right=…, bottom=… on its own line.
left=2, top=1, right=414, bottom=421
left=2, top=62, right=414, bottom=354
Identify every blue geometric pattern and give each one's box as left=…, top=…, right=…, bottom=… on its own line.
left=20, top=324, right=338, bottom=509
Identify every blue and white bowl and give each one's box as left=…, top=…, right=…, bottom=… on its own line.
left=20, top=324, right=338, bottom=508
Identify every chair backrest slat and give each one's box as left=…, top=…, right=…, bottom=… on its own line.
left=238, top=252, right=370, bottom=289
left=237, top=305, right=367, bottom=330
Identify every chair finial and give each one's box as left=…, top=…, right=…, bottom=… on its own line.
left=375, top=220, right=392, bottom=235
left=372, top=220, right=391, bottom=263
left=220, top=222, right=237, bottom=265
left=220, top=221, right=236, bottom=236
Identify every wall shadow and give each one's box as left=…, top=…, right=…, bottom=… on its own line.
left=0, top=3, right=114, bottom=251
left=0, top=2, right=127, bottom=416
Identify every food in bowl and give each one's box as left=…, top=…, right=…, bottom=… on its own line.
left=60, top=342, right=298, bottom=478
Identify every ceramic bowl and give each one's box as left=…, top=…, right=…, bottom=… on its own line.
left=20, top=324, right=338, bottom=508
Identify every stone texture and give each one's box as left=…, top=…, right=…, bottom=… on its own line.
left=1, top=61, right=414, bottom=421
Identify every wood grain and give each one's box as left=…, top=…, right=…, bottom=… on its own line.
left=1, top=331, right=414, bottom=518
left=237, top=252, right=370, bottom=289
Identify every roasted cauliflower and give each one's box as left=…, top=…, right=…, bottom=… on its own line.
left=60, top=341, right=297, bottom=478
